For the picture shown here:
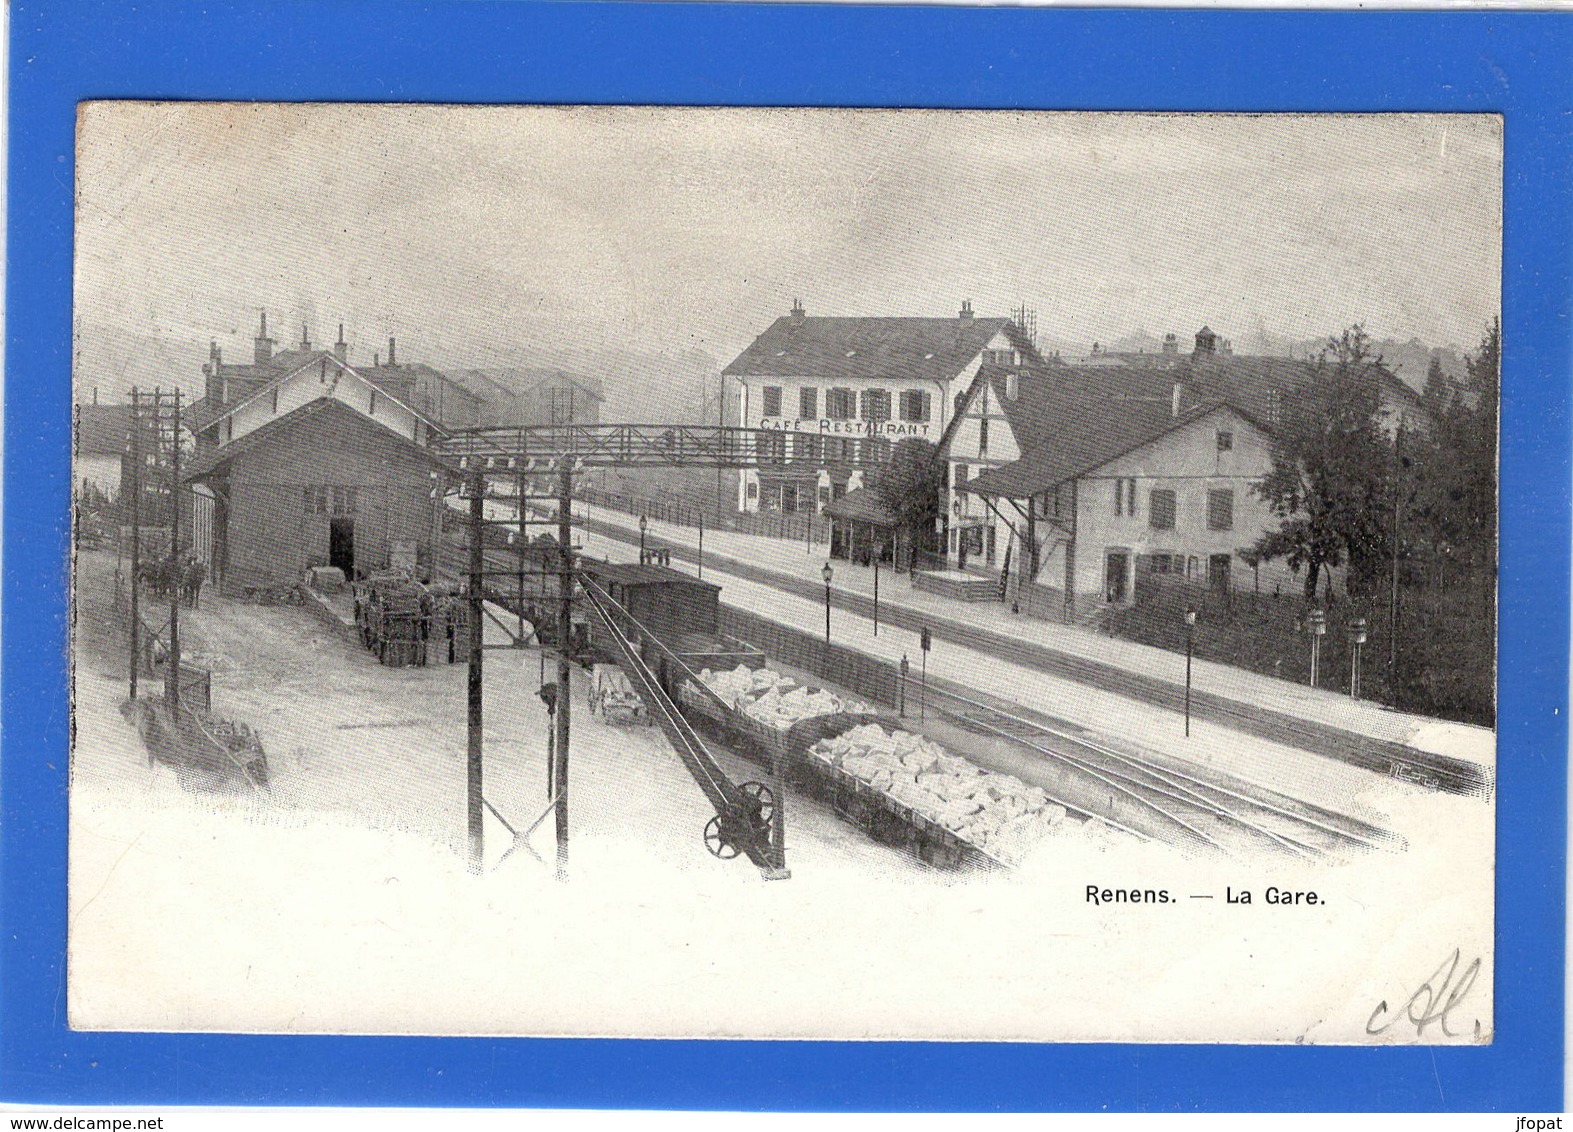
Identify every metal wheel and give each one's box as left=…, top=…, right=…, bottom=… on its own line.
left=738, top=781, right=776, bottom=825
left=703, top=815, right=742, bottom=859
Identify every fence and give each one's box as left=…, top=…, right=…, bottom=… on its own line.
left=718, top=604, right=900, bottom=710
left=581, top=487, right=829, bottom=548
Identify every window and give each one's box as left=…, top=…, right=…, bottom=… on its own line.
left=1006, top=372, right=1019, bottom=400
left=761, top=386, right=783, bottom=418
left=796, top=434, right=823, bottom=463
left=861, top=388, right=891, bottom=422
left=799, top=387, right=818, bottom=420
left=954, top=391, right=968, bottom=417
left=332, top=487, right=358, bottom=516
left=899, top=390, right=931, bottom=422
left=826, top=388, right=854, bottom=421
left=953, top=463, right=968, bottom=489
left=305, top=487, right=357, bottom=516
left=1216, top=429, right=1233, bottom=452
left=780, top=483, right=799, bottom=514
left=760, top=482, right=783, bottom=512
left=1148, top=553, right=1175, bottom=575
left=867, top=436, right=892, bottom=464
left=984, top=348, right=1019, bottom=366
left=978, top=418, right=990, bottom=455
left=745, top=480, right=758, bottom=499
left=1149, top=488, right=1176, bottom=530
left=1207, top=489, right=1234, bottom=531
left=1112, top=478, right=1138, bottom=517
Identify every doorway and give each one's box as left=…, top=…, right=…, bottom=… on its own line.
left=1208, top=553, right=1233, bottom=594
left=329, top=518, right=356, bottom=576
left=1105, top=550, right=1130, bottom=603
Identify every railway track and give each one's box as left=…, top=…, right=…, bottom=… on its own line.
left=917, top=675, right=1395, bottom=860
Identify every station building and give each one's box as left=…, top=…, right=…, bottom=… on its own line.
left=721, top=300, right=1043, bottom=517
left=184, top=315, right=458, bottom=591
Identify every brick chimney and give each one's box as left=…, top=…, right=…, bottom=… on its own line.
left=335, top=323, right=348, bottom=362
left=1162, top=333, right=1179, bottom=356
left=387, top=336, right=398, bottom=367
left=300, top=323, right=312, bottom=351
left=959, top=299, right=974, bottom=321
left=1193, top=326, right=1218, bottom=357
left=790, top=299, right=805, bottom=325
left=253, top=310, right=275, bottom=365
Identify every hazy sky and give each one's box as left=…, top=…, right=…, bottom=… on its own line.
left=75, top=104, right=1502, bottom=365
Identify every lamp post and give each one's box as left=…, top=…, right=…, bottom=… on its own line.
left=1307, top=607, right=1327, bottom=688
left=1348, top=617, right=1368, bottom=698
left=821, top=562, right=834, bottom=646
left=638, top=513, right=648, bottom=564
left=1183, top=607, right=1197, bottom=737
left=872, top=542, right=883, bottom=636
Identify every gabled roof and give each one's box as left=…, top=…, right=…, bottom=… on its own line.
left=183, top=397, right=452, bottom=483
left=822, top=485, right=898, bottom=527
left=966, top=401, right=1259, bottom=499
left=75, top=403, right=132, bottom=457
left=445, top=367, right=605, bottom=404
left=723, top=315, right=1017, bottom=384
left=209, top=351, right=444, bottom=437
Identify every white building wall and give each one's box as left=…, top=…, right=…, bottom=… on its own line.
left=1057, top=408, right=1310, bottom=602
left=223, top=359, right=423, bottom=448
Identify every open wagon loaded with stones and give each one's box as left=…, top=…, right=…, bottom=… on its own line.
left=678, top=665, right=1081, bottom=870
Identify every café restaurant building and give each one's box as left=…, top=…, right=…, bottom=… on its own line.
left=721, top=300, right=1042, bottom=515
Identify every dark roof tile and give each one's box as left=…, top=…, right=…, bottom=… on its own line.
left=723, top=315, right=1016, bottom=384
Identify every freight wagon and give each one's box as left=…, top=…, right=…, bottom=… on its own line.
left=676, top=672, right=1056, bottom=870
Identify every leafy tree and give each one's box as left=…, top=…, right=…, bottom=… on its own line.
left=869, top=438, right=944, bottom=552
left=1409, top=317, right=1498, bottom=574
left=1249, top=325, right=1394, bottom=600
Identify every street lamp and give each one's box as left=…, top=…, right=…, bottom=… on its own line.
left=638, top=513, right=648, bottom=563
left=1307, top=607, right=1327, bottom=688
left=872, top=542, right=884, bottom=636
left=821, top=562, right=834, bottom=646
left=1348, top=617, right=1368, bottom=698
left=1183, top=607, right=1197, bottom=737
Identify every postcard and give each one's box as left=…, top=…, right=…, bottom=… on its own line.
left=68, top=103, right=1498, bottom=1043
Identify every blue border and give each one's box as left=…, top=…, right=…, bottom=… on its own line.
left=5, top=2, right=1567, bottom=1111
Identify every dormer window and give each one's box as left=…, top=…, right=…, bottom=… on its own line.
left=1006, top=372, right=1019, bottom=400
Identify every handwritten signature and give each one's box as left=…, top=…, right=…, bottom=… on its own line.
left=1367, top=948, right=1483, bottom=1039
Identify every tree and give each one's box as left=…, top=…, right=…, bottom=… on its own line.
left=1408, top=317, right=1498, bottom=575
left=1249, top=325, right=1394, bottom=600
left=869, top=438, right=945, bottom=553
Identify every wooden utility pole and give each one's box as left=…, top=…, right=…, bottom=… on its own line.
left=166, top=389, right=183, bottom=711
left=466, top=470, right=485, bottom=874
left=128, top=387, right=141, bottom=700
left=554, top=456, right=574, bottom=881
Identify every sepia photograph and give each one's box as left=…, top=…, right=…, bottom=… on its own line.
left=68, top=104, right=1499, bottom=1043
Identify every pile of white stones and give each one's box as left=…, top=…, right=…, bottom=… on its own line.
left=698, top=665, right=874, bottom=732
left=808, top=722, right=1070, bottom=865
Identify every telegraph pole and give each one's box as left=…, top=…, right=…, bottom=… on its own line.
left=128, top=387, right=141, bottom=700
left=166, top=389, right=182, bottom=711
left=466, top=470, right=485, bottom=874
left=554, top=456, right=574, bottom=881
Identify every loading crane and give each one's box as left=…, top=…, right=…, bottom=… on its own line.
left=428, top=422, right=889, bottom=879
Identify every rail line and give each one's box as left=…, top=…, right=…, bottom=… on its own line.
left=915, top=676, right=1395, bottom=860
